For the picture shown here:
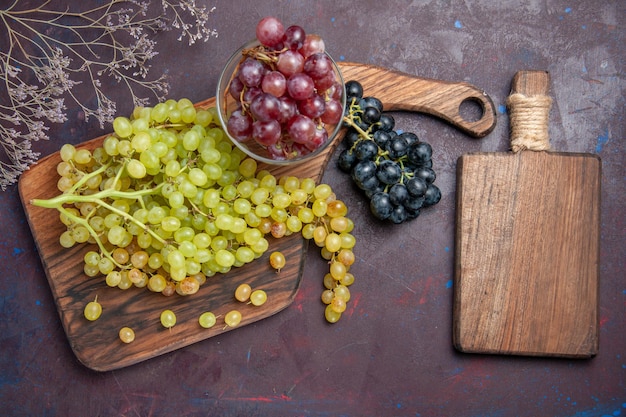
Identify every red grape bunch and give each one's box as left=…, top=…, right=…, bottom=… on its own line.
left=225, top=16, right=344, bottom=161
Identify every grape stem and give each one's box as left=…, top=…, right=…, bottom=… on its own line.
left=31, top=180, right=167, bottom=269
left=68, top=161, right=111, bottom=195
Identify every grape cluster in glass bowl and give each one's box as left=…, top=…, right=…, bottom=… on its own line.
left=216, top=17, right=346, bottom=165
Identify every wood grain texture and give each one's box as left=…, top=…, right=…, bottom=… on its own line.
left=19, top=62, right=497, bottom=371
left=453, top=71, right=601, bottom=358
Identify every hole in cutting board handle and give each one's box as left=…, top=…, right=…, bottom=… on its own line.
left=459, top=97, right=485, bottom=123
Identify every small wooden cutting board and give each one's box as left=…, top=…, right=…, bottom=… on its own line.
left=453, top=71, right=601, bottom=358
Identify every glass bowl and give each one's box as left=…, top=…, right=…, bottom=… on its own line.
left=216, top=39, right=346, bottom=166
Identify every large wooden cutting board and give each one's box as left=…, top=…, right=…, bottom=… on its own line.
left=453, top=71, right=601, bottom=358
left=19, top=62, right=497, bottom=371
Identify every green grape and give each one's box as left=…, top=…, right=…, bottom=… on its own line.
left=188, top=167, right=208, bottom=187
left=235, top=246, right=255, bottom=264
left=72, top=226, right=90, bottom=243
left=83, top=264, right=100, bottom=277
left=250, top=188, right=269, bottom=205
left=235, top=283, right=252, bottom=302
left=126, top=159, right=147, bottom=179
left=286, top=216, right=302, bottom=233
left=272, top=193, right=291, bottom=209
left=113, top=116, right=133, bottom=138
left=337, top=249, right=355, bottom=267
left=250, top=290, right=267, bottom=306
left=179, top=241, right=197, bottom=258
left=199, top=312, right=217, bottom=328
left=193, top=233, right=212, bottom=249
left=290, top=189, right=308, bottom=205
left=160, top=309, right=177, bottom=329
left=201, top=148, right=221, bottom=164
left=117, top=272, right=132, bottom=290
left=340, top=232, right=356, bottom=249
left=83, top=250, right=101, bottom=267
left=311, top=199, right=327, bottom=217
left=324, top=233, right=342, bottom=253
left=255, top=203, right=272, bottom=218
left=176, top=276, right=200, bottom=295
left=131, top=116, right=149, bottom=133
left=224, top=310, right=242, bottom=327
left=107, top=225, right=126, bottom=246
left=131, top=131, right=151, bottom=153
left=282, top=176, right=300, bottom=192
left=250, top=238, right=268, bottom=254
left=334, top=285, right=351, bottom=302
left=165, top=159, right=181, bottom=177
left=170, top=205, right=189, bottom=221
left=301, top=223, right=316, bottom=240
left=233, top=198, right=251, bottom=215
left=83, top=296, right=102, bottom=321
left=330, top=296, right=347, bottom=313
left=340, top=272, right=355, bottom=286
left=106, top=271, right=122, bottom=287
left=314, top=184, right=333, bottom=200
left=324, top=304, right=341, bottom=323
left=330, top=261, right=347, bottom=281
left=181, top=106, right=196, bottom=124
left=238, top=158, right=257, bottom=178
left=321, top=290, right=334, bottom=305
left=243, top=228, right=262, bottom=246
left=112, top=248, right=130, bottom=264
left=161, top=216, right=182, bottom=232
left=231, top=218, right=247, bottom=234
left=269, top=251, right=286, bottom=271
left=98, top=257, right=115, bottom=275
left=148, top=253, right=164, bottom=269
left=103, top=136, right=120, bottom=156
left=59, top=143, right=76, bottom=162
left=151, top=102, right=169, bottom=123
left=327, top=200, right=348, bottom=218
left=215, top=214, right=234, bottom=231
left=37, top=101, right=360, bottom=326
left=119, top=327, right=135, bottom=343
left=215, top=249, right=235, bottom=268
left=195, top=109, right=213, bottom=127
left=140, top=149, right=160, bottom=170
left=150, top=142, right=169, bottom=158
left=74, top=149, right=92, bottom=165
left=166, top=248, right=185, bottom=268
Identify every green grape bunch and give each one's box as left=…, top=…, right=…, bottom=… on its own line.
left=33, top=98, right=356, bottom=323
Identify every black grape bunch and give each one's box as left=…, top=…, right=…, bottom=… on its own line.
left=338, top=80, right=441, bottom=224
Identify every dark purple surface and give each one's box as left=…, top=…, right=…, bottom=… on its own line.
left=1, top=1, right=624, bottom=416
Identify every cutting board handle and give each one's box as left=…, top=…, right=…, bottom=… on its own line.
left=339, top=62, right=497, bottom=138
left=506, top=70, right=552, bottom=152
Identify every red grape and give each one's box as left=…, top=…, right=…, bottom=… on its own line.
left=287, top=114, right=316, bottom=144
left=238, top=58, right=265, bottom=87
left=321, top=98, right=343, bottom=125
left=256, top=16, right=285, bottom=48
left=284, top=25, right=306, bottom=50
left=250, top=92, right=281, bottom=121
left=303, top=53, right=333, bottom=80
left=226, top=109, right=253, bottom=142
left=300, top=34, right=325, bottom=58
left=277, top=96, right=297, bottom=124
left=252, top=120, right=282, bottom=145
left=298, top=94, right=326, bottom=119
left=277, top=50, right=304, bottom=77
left=261, top=71, right=287, bottom=97
left=287, top=73, right=315, bottom=100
